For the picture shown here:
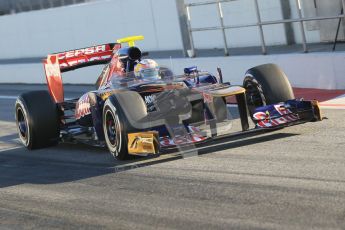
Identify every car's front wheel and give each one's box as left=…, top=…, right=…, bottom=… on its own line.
left=243, top=63, right=295, bottom=117
left=103, top=97, right=130, bottom=160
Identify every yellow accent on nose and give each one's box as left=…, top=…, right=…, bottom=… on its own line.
left=127, top=131, right=159, bottom=155
left=117, top=35, right=144, bottom=47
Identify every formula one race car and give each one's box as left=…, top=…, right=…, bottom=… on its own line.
left=15, top=36, right=322, bottom=160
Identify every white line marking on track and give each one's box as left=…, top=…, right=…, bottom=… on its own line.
left=0, top=95, right=17, bottom=100
left=0, top=146, right=22, bottom=153
left=320, top=105, right=345, bottom=109
left=334, top=94, right=345, bottom=99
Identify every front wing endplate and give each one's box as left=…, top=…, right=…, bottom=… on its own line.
left=127, top=131, right=159, bottom=156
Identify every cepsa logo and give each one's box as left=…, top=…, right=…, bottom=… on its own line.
left=58, top=45, right=108, bottom=59
left=58, top=45, right=112, bottom=68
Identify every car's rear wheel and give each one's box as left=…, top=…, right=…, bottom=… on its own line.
left=15, top=91, right=60, bottom=149
left=243, top=63, right=295, bottom=116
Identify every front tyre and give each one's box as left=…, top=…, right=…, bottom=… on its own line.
left=102, top=98, right=130, bottom=160
left=243, top=63, right=294, bottom=116
left=15, top=91, right=59, bottom=149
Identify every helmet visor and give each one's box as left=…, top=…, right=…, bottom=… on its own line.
left=139, top=68, right=160, bottom=80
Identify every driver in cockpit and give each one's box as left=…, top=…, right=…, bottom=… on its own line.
left=134, top=59, right=161, bottom=81
left=95, top=46, right=142, bottom=88
left=96, top=46, right=172, bottom=88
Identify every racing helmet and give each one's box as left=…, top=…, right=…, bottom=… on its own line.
left=134, top=59, right=160, bottom=80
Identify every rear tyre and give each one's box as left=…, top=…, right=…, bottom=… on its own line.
left=243, top=63, right=294, bottom=116
left=15, top=91, right=59, bottom=149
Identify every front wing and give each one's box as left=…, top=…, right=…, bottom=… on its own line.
left=126, top=98, right=322, bottom=155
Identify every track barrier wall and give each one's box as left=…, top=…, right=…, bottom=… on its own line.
left=0, top=52, right=344, bottom=89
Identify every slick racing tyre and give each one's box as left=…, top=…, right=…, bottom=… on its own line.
left=15, top=91, right=60, bottom=149
left=103, top=93, right=145, bottom=160
left=103, top=98, right=129, bottom=160
left=243, top=63, right=294, bottom=116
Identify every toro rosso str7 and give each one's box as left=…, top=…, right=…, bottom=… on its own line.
left=15, top=36, right=322, bottom=160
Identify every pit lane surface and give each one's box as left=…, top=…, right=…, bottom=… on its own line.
left=1, top=84, right=345, bottom=229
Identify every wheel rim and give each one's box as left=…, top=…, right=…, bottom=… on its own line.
left=244, top=79, right=266, bottom=114
left=104, top=109, right=121, bottom=156
left=16, top=106, right=29, bottom=144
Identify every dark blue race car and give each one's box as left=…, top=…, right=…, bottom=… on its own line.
left=15, top=36, right=322, bottom=160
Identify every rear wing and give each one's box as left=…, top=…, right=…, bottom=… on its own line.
left=43, top=43, right=120, bottom=103
left=43, top=35, right=144, bottom=103
left=49, top=43, right=118, bottom=72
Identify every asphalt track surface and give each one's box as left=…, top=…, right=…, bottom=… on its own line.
left=0, top=84, right=345, bottom=229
